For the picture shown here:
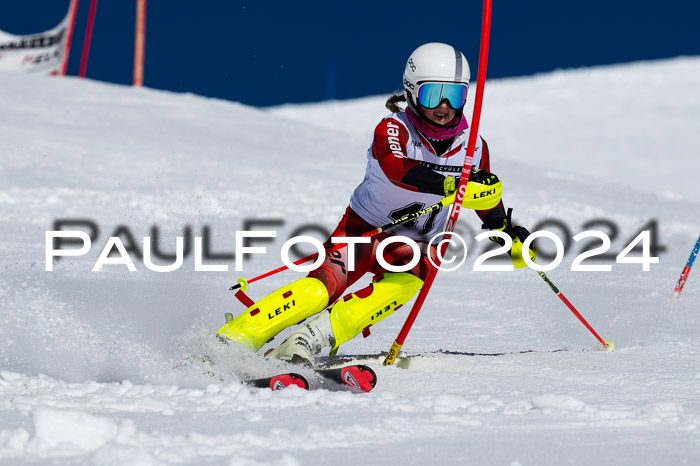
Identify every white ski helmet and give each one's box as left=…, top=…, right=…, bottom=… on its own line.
left=403, top=43, right=470, bottom=112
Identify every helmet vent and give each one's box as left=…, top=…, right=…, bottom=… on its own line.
left=453, top=47, right=463, bottom=80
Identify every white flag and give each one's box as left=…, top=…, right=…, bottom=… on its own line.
left=0, top=13, right=70, bottom=74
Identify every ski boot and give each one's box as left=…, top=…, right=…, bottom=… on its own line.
left=266, top=310, right=335, bottom=367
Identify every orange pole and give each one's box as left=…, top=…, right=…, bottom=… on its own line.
left=79, top=0, right=98, bottom=78
left=133, top=0, right=146, bottom=86
left=60, top=0, right=80, bottom=76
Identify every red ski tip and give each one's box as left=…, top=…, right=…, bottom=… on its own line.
left=267, top=374, right=309, bottom=390
left=340, top=366, right=377, bottom=392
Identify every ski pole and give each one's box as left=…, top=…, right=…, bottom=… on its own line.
left=230, top=194, right=457, bottom=304
left=384, top=0, right=493, bottom=366
left=671, top=234, right=700, bottom=304
left=535, top=269, right=613, bottom=351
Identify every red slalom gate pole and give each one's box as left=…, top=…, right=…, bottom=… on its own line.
left=383, top=0, right=493, bottom=366
left=60, top=0, right=80, bottom=76
left=79, top=0, right=99, bottom=78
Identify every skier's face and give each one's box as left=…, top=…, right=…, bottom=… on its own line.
left=419, top=101, right=457, bottom=126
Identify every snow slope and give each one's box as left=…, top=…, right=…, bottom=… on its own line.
left=1, top=57, right=700, bottom=465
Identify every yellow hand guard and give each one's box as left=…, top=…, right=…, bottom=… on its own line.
left=485, top=207, right=536, bottom=269
left=510, top=236, right=537, bottom=269
left=442, top=169, right=502, bottom=210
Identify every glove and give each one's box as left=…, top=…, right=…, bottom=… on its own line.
left=443, top=175, right=457, bottom=197
left=469, top=168, right=500, bottom=187
left=482, top=208, right=536, bottom=268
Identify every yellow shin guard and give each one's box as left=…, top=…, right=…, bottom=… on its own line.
left=328, top=273, right=423, bottom=356
left=217, top=277, right=329, bottom=351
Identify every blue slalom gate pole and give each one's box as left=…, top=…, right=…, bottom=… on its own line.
left=671, top=234, right=700, bottom=303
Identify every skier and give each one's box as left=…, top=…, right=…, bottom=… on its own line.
left=218, top=42, right=535, bottom=365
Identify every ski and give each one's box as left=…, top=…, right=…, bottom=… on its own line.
left=247, top=365, right=377, bottom=392
left=317, top=349, right=576, bottom=371
left=246, top=373, right=309, bottom=391
left=176, top=352, right=376, bottom=392
left=314, top=364, right=377, bottom=392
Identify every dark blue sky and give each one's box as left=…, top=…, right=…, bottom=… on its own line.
left=3, top=1, right=699, bottom=106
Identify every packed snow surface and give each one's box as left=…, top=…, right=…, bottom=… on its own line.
left=1, top=57, right=699, bottom=465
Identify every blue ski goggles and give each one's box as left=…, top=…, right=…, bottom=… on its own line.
left=416, top=82, right=468, bottom=109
